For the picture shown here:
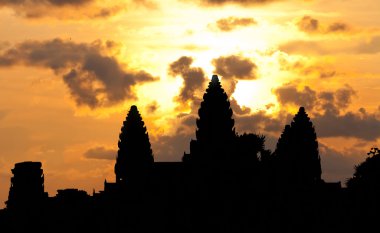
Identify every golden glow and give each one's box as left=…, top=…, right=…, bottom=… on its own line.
left=0, top=0, right=379, bottom=208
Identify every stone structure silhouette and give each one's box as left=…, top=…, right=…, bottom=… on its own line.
left=1, top=74, right=378, bottom=233
left=184, top=75, right=235, bottom=163
left=114, top=105, right=154, bottom=186
left=6, top=161, right=48, bottom=210
left=275, top=107, right=322, bottom=189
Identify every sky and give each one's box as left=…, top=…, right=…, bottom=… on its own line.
left=0, top=0, right=380, bottom=208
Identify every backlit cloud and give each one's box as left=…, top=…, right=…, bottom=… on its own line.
left=213, top=16, right=257, bottom=32
left=0, top=39, right=157, bottom=108
left=0, top=0, right=124, bottom=19
left=212, top=55, right=257, bottom=80
left=297, top=15, right=350, bottom=34
left=84, top=146, right=116, bottom=160
left=168, top=56, right=206, bottom=108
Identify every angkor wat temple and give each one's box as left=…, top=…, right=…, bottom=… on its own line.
left=1, top=75, right=380, bottom=233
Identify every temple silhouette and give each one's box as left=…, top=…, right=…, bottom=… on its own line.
left=1, top=75, right=379, bottom=233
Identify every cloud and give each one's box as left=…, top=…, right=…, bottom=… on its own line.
left=327, top=22, right=349, bottom=33
left=214, top=16, right=257, bottom=32
left=314, top=110, right=380, bottom=141
left=0, top=0, right=92, bottom=6
left=279, top=40, right=329, bottom=55
left=355, top=36, right=380, bottom=54
left=279, top=58, right=337, bottom=79
left=168, top=56, right=206, bottom=108
left=0, top=39, right=157, bottom=108
left=316, top=85, right=356, bottom=114
left=0, top=0, right=124, bottom=19
left=152, top=115, right=196, bottom=161
left=84, top=146, right=116, bottom=160
left=319, top=143, right=364, bottom=184
left=297, top=16, right=319, bottom=33
left=234, top=110, right=291, bottom=134
left=230, top=98, right=251, bottom=115
left=0, top=109, right=8, bottom=120
left=274, top=82, right=380, bottom=141
left=146, top=101, right=159, bottom=114
left=274, top=82, right=357, bottom=113
left=212, top=55, right=257, bottom=80
left=274, top=84, right=317, bottom=110
left=296, top=15, right=350, bottom=34
left=195, top=0, right=282, bottom=6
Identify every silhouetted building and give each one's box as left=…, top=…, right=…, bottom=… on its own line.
left=2, top=75, right=366, bottom=233
left=184, top=74, right=236, bottom=163
left=275, top=107, right=322, bottom=189
left=6, top=161, right=48, bottom=210
left=114, top=105, right=154, bottom=186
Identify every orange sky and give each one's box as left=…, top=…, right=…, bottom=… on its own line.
left=1, top=0, right=380, bottom=208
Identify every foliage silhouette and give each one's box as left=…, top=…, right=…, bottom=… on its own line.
left=347, top=147, right=380, bottom=191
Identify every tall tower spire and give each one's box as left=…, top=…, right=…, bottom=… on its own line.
left=114, top=105, right=154, bottom=185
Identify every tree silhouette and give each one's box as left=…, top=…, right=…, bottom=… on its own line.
left=275, top=107, right=321, bottom=188
left=347, top=147, right=380, bottom=191
left=114, top=105, right=154, bottom=185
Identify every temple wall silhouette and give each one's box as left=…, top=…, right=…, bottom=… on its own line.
left=0, top=75, right=379, bottom=233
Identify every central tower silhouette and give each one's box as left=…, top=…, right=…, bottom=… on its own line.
left=184, top=74, right=236, bottom=163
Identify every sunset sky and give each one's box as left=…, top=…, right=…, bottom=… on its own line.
left=1, top=0, right=380, bottom=207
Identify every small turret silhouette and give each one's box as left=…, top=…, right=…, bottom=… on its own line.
left=6, top=161, right=47, bottom=210
left=275, top=107, right=321, bottom=188
left=114, top=105, right=154, bottom=185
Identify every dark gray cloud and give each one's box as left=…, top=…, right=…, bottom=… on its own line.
left=297, top=16, right=319, bottom=33
left=0, top=0, right=123, bottom=19
left=0, top=39, right=157, bottom=108
left=230, top=98, right=251, bottom=115
left=327, top=22, right=349, bottom=32
left=314, top=110, right=380, bottom=141
left=212, top=55, right=257, bottom=80
left=316, top=85, right=356, bottom=114
left=215, top=16, right=257, bottom=32
left=274, top=83, right=356, bottom=114
left=152, top=118, right=195, bottom=161
left=211, top=55, right=257, bottom=96
left=274, top=84, right=317, bottom=110
left=319, top=143, right=364, bottom=184
left=234, top=110, right=291, bottom=134
left=296, top=15, right=350, bottom=34
left=0, top=0, right=92, bottom=6
left=274, top=82, right=380, bottom=140
left=146, top=101, right=159, bottom=114
left=84, top=146, right=116, bottom=160
left=168, top=56, right=206, bottom=106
